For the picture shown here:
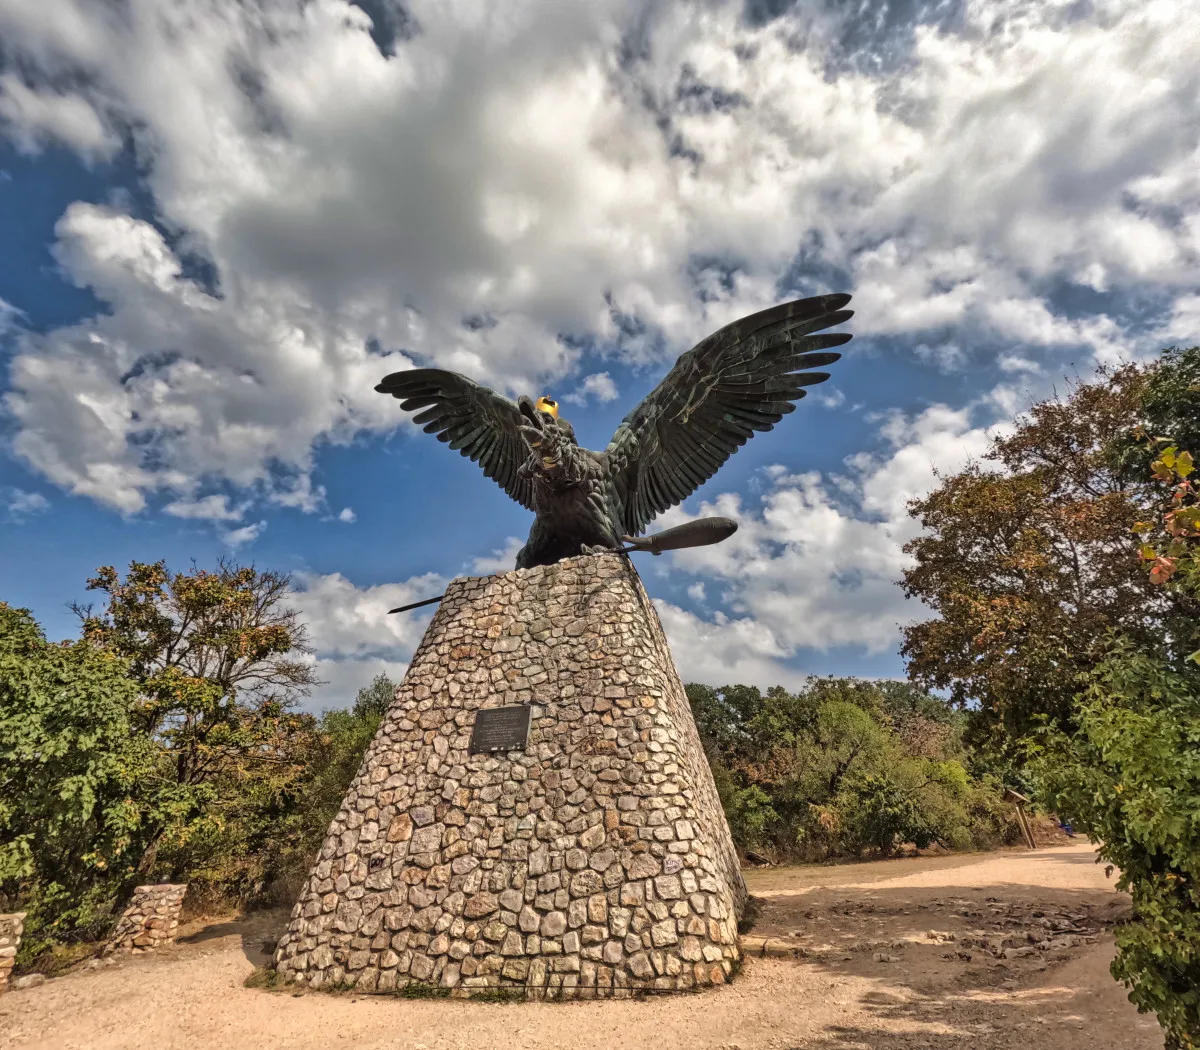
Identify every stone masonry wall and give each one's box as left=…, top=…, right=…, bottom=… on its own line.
left=104, top=884, right=188, bottom=954
left=0, top=913, right=24, bottom=992
left=274, top=554, right=746, bottom=998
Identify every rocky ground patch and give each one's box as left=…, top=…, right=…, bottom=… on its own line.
left=0, top=843, right=1162, bottom=1050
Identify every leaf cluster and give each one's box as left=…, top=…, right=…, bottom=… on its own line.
left=930, top=347, right=1200, bottom=1049
left=1031, top=645, right=1200, bottom=1049
left=687, top=677, right=1015, bottom=861
left=2, top=558, right=332, bottom=964
left=901, top=352, right=1200, bottom=747
left=146, top=674, right=392, bottom=908
left=0, top=603, right=158, bottom=958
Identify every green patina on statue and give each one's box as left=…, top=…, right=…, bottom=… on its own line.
left=376, top=293, right=853, bottom=569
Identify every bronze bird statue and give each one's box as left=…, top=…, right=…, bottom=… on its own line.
left=375, top=293, right=853, bottom=570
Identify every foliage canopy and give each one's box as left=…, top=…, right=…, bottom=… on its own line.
left=686, top=677, right=1015, bottom=860
left=0, top=603, right=157, bottom=957
left=906, top=345, right=1200, bottom=1049
left=901, top=355, right=1199, bottom=751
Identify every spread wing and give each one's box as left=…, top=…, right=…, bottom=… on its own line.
left=605, top=293, right=852, bottom=536
left=375, top=368, right=535, bottom=512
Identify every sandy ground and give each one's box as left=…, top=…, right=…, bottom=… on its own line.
left=0, top=842, right=1165, bottom=1050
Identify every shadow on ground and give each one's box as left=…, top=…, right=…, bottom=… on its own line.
left=802, top=972, right=1153, bottom=1050
left=176, top=911, right=284, bottom=968
left=740, top=872, right=1158, bottom=1050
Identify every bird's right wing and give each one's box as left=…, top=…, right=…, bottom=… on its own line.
left=375, top=368, right=535, bottom=511
left=604, top=294, right=852, bottom=536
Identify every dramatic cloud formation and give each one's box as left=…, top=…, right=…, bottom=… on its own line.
left=651, top=400, right=1011, bottom=669
left=2, top=0, right=1198, bottom=690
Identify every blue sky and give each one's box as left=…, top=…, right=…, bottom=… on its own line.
left=2, top=0, right=1198, bottom=711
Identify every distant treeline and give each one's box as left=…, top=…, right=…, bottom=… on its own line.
left=687, top=679, right=1019, bottom=862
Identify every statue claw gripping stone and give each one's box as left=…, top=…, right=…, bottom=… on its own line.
left=375, top=293, right=853, bottom=568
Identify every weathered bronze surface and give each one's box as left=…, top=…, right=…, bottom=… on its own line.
left=376, top=293, right=852, bottom=569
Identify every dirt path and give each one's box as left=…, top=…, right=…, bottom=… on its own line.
left=0, top=843, right=1164, bottom=1050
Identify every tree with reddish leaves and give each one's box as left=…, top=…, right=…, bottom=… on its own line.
left=903, top=345, right=1200, bottom=1048
left=901, top=361, right=1196, bottom=750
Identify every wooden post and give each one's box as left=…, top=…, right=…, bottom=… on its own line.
left=1004, top=788, right=1037, bottom=850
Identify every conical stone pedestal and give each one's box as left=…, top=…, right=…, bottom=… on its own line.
left=273, top=553, right=746, bottom=998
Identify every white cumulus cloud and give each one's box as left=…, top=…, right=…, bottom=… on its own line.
left=565, top=371, right=619, bottom=405
left=0, top=0, right=1195, bottom=522
left=646, top=398, right=1011, bottom=682
left=221, top=520, right=266, bottom=547
left=0, top=73, right=119, bottom=161
left=289, top=569, right=444, bottom=710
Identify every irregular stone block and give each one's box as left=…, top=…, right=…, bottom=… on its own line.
left=103, top=886, right=187, bottom=957
left=0, top=914, right=26, bottom=993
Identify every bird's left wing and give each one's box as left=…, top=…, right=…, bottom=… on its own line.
left=375, top=368, right=535, bottom=511
left=605, top=293, right=852, bottom=536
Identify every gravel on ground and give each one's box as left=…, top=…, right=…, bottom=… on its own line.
left=0, top=841, right=1164, bottom=1050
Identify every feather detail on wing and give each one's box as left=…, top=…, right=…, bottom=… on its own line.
left=604, top=293, right=853, bottom=536
left=375, top=368, right=535, bottom=511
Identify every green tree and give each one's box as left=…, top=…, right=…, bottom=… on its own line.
left=687, top=678, right=1011, bottom=860
left=0, top=604, right=157, bottom=960
left=844, top=773, right=931, bottom=854
left=235, top=673, right=396, bottom=903
left=351, top=672, right=397, bottom=721
left=1109, top=345, right=1200, bottom=487
left=1034, top=646, right=1200, bottom=1049
left=75, top=558, right=319, bottom=875
left=286, top=674, right=393, bottom=862
left=1035, top=427, right=1200, bottom=1050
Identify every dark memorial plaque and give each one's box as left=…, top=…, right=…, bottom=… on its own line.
left=468, top=705, right=532, bottom=755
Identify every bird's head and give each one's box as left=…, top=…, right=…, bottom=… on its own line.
left=518, top=393, right=576, bottom=447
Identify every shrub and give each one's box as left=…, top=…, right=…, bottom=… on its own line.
left=0, top=603, right=158, bottom=964
left=1033, top=646, right=1200, bottom=1049
left=1033, top=426, right=1200, bottom=1050
left=686, top=678, right=1017, bottom=862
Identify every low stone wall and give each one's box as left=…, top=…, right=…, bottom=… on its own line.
left=274, top=554, right=746, bottom=998
left=104, top=884, right=188, bottom=954
left=0, top=913, right=25, bottom=992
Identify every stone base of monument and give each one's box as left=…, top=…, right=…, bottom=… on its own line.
left=274, top=554, right=746, bottom=998
left=103, top=884, right=188, bottom=955
left=0, top=913, right=25, bottom=993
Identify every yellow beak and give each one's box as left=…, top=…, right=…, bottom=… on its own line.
left=535, top=396, right=559, bottom=419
